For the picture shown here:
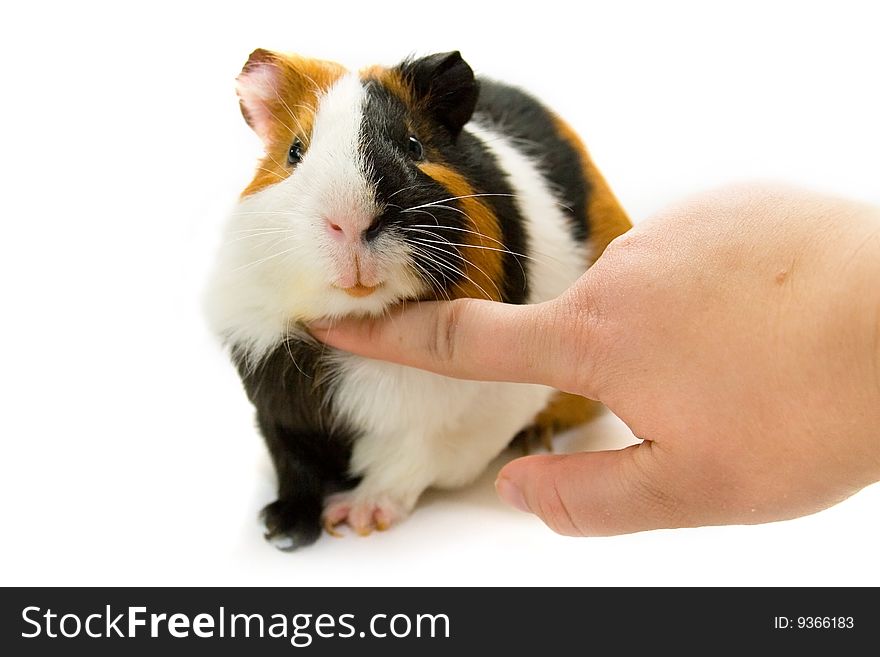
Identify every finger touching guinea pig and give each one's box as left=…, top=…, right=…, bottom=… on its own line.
left=205, top=49, right=631, bottom=550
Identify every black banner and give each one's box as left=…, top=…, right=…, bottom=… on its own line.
left=1, top=588, right=873, bottom=654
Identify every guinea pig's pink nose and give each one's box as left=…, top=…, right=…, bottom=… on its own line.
left=325, top=216, right=381, bottom=242
left=325, top=217, right=362, bottom=241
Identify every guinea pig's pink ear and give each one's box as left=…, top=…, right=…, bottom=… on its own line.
left=398, top=51, right=477, bottom=137
left=236, top=49, right=285, bottom=143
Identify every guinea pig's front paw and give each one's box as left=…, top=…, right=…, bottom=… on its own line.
left=322, top=492, right=408, bottom=538
left=260, top=498, right=322, bottom=551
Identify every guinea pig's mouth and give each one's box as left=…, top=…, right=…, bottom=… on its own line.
left=333, top=283, right=383, bottom=298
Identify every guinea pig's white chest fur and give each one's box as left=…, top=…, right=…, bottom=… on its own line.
left=333, top=360, right=554, bottom=492
left=207, top=49, right=628, bottom=549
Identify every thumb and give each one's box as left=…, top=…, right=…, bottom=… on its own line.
left=495, top=443, right=686, bottom=536
left=309, top=297, right=584, bottom=390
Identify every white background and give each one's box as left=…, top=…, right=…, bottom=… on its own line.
left=1, top=0, right=878, bottom=586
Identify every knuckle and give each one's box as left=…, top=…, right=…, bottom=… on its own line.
left=554, top=285, right=610, bottom=398
left=600, top=228, right=647, bottom=261
left=429, top=299, right=471, bottom=366
left=428, top=307, right=455, bottom=365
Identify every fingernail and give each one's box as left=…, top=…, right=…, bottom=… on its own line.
left=307, top=318, right=332, bottom=331
left=495, top=477, right=529, bottom=513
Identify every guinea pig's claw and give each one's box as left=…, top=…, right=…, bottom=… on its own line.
left=323, top=518, right=344, bottom=538
left=322, top=493, right=402, bottom=538
left=322, top=503, right=350, bottom=537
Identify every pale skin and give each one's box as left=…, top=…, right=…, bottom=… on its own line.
left=310, top=185, right=880, bottom=536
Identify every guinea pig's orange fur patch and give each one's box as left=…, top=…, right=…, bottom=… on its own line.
left=417, top=163, right=505, bottom=302
left=360, top=66, right=414, bottom=108
left=360, top=66, right=438, bottom=141
left=551, top=115, right=631, bottom=256
left=241, top=53, right=346, bottom=197
left=535, top=391, right=603, bottom=432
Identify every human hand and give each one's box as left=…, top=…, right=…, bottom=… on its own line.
left=310, top=184, right=880, bottom=535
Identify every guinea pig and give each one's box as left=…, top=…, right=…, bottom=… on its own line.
left=205, top=49, right=631, bottom=550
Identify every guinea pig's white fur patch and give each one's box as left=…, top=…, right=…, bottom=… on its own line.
left=465, top=121, right=588, bottom=303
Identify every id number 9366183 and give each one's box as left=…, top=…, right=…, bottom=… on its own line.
left=773, top=617, right=855, bottom=630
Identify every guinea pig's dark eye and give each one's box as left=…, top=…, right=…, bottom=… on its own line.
left=407, top=135, right=424, bottom=161
left=287, top=138, right=304, bottom=166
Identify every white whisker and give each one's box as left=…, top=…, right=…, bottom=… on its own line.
left=223, top=229, right=296, bottom=245
left=408, top=242, right=497, bottom=302
left=231, top=244, right=301, bottom=273
left=410, top=259, right=451, bottom=302
left=228, top=211, right=297, bottom=219
left=386, top=183, right=431, bottom=201
left=410, top=238, right=502, bottom=301
left=409, top=223, right=507, bottom=248
left=401, top=193, right=515, bottom=212
left=283, top=317, right=310, bottom=380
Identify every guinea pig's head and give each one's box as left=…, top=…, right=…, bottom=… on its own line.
left=224, top=49, right=507, bottom=325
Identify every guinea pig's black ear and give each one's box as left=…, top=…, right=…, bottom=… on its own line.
left=236, top=49, right=286, bottom=143
left=398, top=51, right=478, bottom=137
